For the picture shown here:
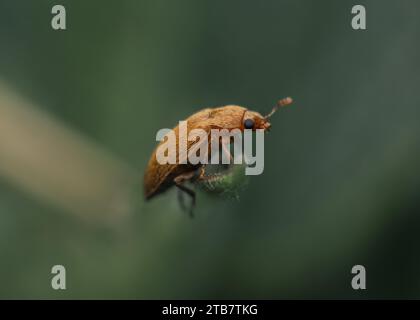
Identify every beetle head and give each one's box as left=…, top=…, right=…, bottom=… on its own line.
left=242, top=110, right=270, bottom=131
left=242, top=97, right=293, bottom=132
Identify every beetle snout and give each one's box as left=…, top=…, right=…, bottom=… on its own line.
left=263, top=122, right=271, bottom=131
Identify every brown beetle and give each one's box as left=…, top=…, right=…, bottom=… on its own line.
left=143, top=97, right=293, bottom=213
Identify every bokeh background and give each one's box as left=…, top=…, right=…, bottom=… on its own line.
left=0, top=0, right=419, bottom=299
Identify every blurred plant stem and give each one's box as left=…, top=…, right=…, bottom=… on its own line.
left=0, top=80, right=138, bottom=225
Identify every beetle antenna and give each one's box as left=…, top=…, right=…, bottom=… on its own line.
left=265, top=97, right=293, bottom=119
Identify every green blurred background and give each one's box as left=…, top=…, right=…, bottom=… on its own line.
left=0, top=0, right=419, bottom=299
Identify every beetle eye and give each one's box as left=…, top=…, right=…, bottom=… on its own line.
left=244, top=118, right=255, bottom=129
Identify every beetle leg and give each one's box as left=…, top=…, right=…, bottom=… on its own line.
left=174, top=171, right=196, bottom=217
left=198, top=166, right=206, bottom=180
left=197, top=166, right=217, bottom=180
left=196, top=166, right=224, bottom=187
left=197, top=166, right=221, bottom=180
left=177, top=188, right=187, bottom=212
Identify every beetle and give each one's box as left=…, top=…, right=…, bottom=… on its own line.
left=143, top=97, right=293, bottom=214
